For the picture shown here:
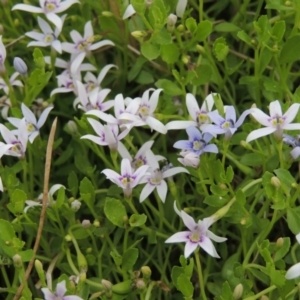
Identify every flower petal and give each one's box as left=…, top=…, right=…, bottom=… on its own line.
left=55, top=280, right=67, bottom=297
left=163, top=166, right=189, bottom=178
left=122, top=4, right=136, bottom=19
left=246, top=127, right=277, bottom=143
left=186, top=126, right=202, bottom=140
left=282, top=104, right=300, bottom=125
left=12, top=4, right=43, bottom=13
left=251, top=108, right=272, bottom=127
left=165, top=231, right=190, bottom=243
left=46, top=13, right=63, bottom=32
left=199, top=235, right=220, bottom=258
left=156, top=180, right=168, bottom=202
left=121, top=158, right=133, bottom=176
left=176, top=0, right=188, bottom=18
left=89, top=40, right=115, bottom=51
left=184, top=240, right=198, bottom=258
left=140, top=183, right=155, bottom=202
left=181, top=210, right=197, bottom=231
left=146, top=116, right=167, bottom=134
left=285, top=262, right=300, bottom=280
left=166, top=120, right=197, bottom=130
left=269, top=100, right=282, bottom=117
left=97, top=64, right=117, bottom=86
left=206, top=230, right=227, bottom=243
left=186, top=93, right=200, bottom=121
left=41, top=287, right=55, bottom=300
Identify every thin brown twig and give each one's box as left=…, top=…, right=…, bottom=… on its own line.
left=13, top=118, right=58, bottom=300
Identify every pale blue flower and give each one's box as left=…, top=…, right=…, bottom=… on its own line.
left=204, top=106, right=251, bottom=139
left=283, top=134, right=300, bottom=159
left=173, top=126, right=218, bottom=156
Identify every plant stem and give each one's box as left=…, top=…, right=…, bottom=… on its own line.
left=195, top=251, right=207, bottom=300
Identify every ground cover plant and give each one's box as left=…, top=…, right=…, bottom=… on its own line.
left=2, top=0, right=300, bottom=299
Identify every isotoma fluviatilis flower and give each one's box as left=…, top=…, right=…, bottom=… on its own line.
left=285, top=233, right=300, bottom=280
left=246, top=100, right=300, bottom=142
left=102, top=158, right=149, bottom=198
left=165, top=203, right=227, bottom=258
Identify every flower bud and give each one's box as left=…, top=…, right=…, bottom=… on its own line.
left=65, top=234, right=72, bottom=242
left=219, top=183, right=227, bottom=190
left=77, top=252, right=88, bottom=272
left=167, top=14, right=177, bottom=32
left=240, top=140, right=252, bottom=150
left=292, top=182, right=298, bottom=188
left=12, top=254, right=22, bottom=268
left=145, top=0, right=153, bottom=7
left=71, top=199, right=81, bottom=211
left=181, top=55, right=190, bottom=64
left=251, top=39, right=256, bottom=45
left=276, top=237, right=284, bottom=247
left=14, top=19, right=20, bottom=27
left=13, top=57, right=28, bottom=76
left=82, top=219, right=91, bottom=228
left=135, top=278, right=146, bottom=290
left=102, top=11, right=114, bottom=17
left=35, top=260, right=46, bottom=286
left=233, top=283, right=243, bottom=299
left=93, top=220, right=100, bottom=227
left=131, top=31, right=148, bottom=39
left=177, top=24, right=185, bottom=32
left=178, top=151, right=200, bottom=168
left=285, top=1, right=292, bottom=6
left=86, top=247, right=92, bottom=254
left=101, top=279, right=113, bottom=291
left=271, top=176, right=281, bottom=189
left=141, top=266, right=151, bottom=279
left=196, top=45, right=205, bottom=54
left=67, top=120, right=78, bottom=134
left=260, top=296, right=269, bottom=300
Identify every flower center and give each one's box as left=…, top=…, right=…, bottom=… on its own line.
left=221, top=119, right=234, bottom=129
left=270, top=115, right=284, bottom=127
left=10, top=141, right=23, bottom=155
left=138, top=105, right=150, bottom=119
left=189, top=228, right=201, bottom=242
left=149, top=169, right=162, bottom=185
left=121, top=175, right=134, bottom=188
left=44, top=34, right=54, bottom=43
left=26, top=123, right=36, bottom=133
left=197, top=112, right=209, bottom=124
left=44, top=0, right=57, bottom=12
left=193, top=139, right=205, bottom=151
left=132, top=157, right=146, bottom=169
left=76, top=40, right=89, bottom=51
left=86, top=82, right=96, bottom=93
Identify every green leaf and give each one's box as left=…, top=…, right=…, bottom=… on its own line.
left=135, top=70, right=154, bottom=84
left=122, top=248, right=139, bottom=271
left=33, top=48, right=45, bottom=69
left=240, top=153, right=264, bottom=166
left=19, top=249, right=34, bottom=262
left=204, top=195, right=228, bottom=207
left=7, top=189, right=26, bottom=215
left=218, top=281, right=233, bottom=300
left=214, top=22, right=241, bottom=32
left=0, top=219, right=16, bottom=242
left=191, top=64, right=212, bottom=85
left=160, top=43, right=180, bottom=64
left=155, top=79, right=183, bottom=95
left=110, top=251, right=122, bottom=266
left=171, top=266, right=184, bottom=289
left=68, top=171, right=78, bottom=197
left=274, top=168, right=296, bottom=189
left=280, top=35, right=300, bottom=63
left=104, top=198, right=127, bottom=228
left=128, top=56, right=147, bottom=82
left=287, top=208, right=300, bottom=234
left=55, top=187, right=65, bottom=208
left=141, top=42, right=160, bottom=60
left=225, top=166, right=234, bottom=183
left=185, top=17, right=197, bottom=33
left=129, top=214, right=147, bottom=227
left=152, top=29, right=172, bottom=45
left=253, top=15, right=271, bottom=43
left=176, top=274, right=194, bottom=297
left=195, top=20, right=212, bottom=41
left=148, top=0, right=167, bottom=30
left=272, top=20, right=286, bottom=42
left=270, top=268, right=286, bottom=287
left=79, top=177, right=95, bottom=205
left=210, top=184, right=228, bottom=196
left=213, top=37, right=229, bottom=61
left=273, top=237, right=290, bottom=262
left=237, top=30, right=253, bottom=47
left=131, top=0, right=146, bottom=14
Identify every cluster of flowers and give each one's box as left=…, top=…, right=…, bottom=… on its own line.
left=1, top=1, right=300, bottom=297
